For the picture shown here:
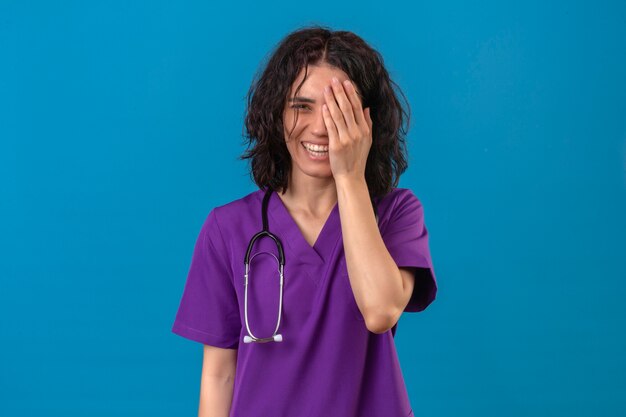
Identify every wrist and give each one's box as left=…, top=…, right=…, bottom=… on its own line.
left=334, top=174, right=367, bottom=190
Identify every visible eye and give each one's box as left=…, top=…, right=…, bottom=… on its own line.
left=290, top=104, right=311, bottom=110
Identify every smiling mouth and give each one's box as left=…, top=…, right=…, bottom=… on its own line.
left=301, top=142, right=329, bottom=158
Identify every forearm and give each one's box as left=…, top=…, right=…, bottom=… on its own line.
left=335, top=176, right=404, bottom=331
left=198, top=374, right=235, bottom=417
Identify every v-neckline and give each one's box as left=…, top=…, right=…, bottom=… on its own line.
left=265, top=189, right=341, bottom=266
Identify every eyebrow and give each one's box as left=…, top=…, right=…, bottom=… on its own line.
left=288, top=96, right=316, bottom=104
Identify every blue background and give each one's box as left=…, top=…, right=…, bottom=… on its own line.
left=2, top=1, right=625, bottom=416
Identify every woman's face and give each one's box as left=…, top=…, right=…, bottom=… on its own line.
left=282, top=63, right=361, bottom=180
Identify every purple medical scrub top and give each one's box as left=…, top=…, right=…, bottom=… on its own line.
left=172, top=187, right=437, bottom=417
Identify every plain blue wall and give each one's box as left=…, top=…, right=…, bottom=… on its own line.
left=1, top=1, right=625, bottom=416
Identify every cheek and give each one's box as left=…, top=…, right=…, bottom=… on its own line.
left=283, top=116, right=305, bottom=142
left=282, top=131, right=299, bottom=157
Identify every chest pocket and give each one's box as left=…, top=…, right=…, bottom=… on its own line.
left=337, top=257, right=366, bottom=322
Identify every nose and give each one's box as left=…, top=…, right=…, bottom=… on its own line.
left=310, top=105, right=328, bottom=137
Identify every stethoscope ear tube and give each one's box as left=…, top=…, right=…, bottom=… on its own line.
left=243, top=249, right=285, bottom=344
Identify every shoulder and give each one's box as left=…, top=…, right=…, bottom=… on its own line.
left=202, top=188, right=264, bottom=242
left=377, top=187, right=422, bottom=213
left=210, top=188, right=263, bottom=221
left=375, top=187, right=425, bottom=231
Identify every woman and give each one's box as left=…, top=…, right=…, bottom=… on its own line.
left=172, top=25, right=438, bottom=417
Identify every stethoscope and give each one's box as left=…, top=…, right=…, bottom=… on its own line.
left=243, top=187, right=379, bottom=344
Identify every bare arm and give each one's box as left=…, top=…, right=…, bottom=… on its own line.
left=198, top=344, right=238, bottom=417
left=335, top=176, right=410, bottom=333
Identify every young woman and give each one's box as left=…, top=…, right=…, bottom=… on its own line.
left=172, top=25, right=438, bottom=417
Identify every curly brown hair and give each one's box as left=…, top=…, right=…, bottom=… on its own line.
left=239, top=24, right=411, bottom=199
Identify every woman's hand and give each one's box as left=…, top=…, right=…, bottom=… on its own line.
left=322, top=77, right=373, bottom=182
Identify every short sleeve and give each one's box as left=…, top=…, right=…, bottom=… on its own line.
left=171, top=209, right=241, bottom=349
left=382, top=189, right=438, bottom=313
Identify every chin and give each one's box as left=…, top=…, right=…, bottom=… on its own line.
left=305, top=168, right=334, bottom=179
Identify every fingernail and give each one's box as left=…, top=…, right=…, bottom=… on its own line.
left=332, top=77, right=339, bottom=84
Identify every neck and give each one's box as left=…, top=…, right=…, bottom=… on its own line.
left=278, top=171, right=337, bottom=217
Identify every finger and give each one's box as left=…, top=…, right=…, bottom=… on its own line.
left=330, top=77, right=358, bottom=133
left=342, top=79, right=367, bottom=128
left=322, top=103, right=339, bottom=147
left=324, top=85, right=349, bottom=144
left=364, top=107, right=373, bottom=132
